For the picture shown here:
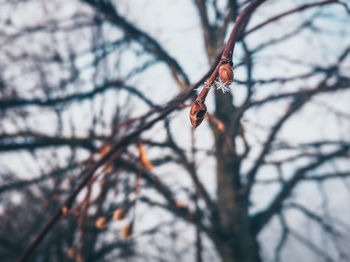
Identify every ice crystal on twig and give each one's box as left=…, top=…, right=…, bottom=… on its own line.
left=215, top=79, right=231, bottom=93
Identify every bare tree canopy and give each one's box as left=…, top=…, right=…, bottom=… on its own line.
left=0, top=0, right=349, bottom=262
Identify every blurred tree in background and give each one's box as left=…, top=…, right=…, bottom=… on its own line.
left=0, top=0, right=349, bottom=261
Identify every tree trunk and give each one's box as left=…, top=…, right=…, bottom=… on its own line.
left=214, top=147, right=261, bottom=262
left=212, top=91, right=261, bottom=262
left=216, top=237, right=261, bottom=262
left=214, top=153, right=261, bottom=262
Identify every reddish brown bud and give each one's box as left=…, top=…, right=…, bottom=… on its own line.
left=190, top=100, right=207, bottom=128
left=219, top=62, right=233, bottom=85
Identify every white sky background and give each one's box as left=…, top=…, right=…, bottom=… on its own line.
left=0, top=0, right=350, bottom=261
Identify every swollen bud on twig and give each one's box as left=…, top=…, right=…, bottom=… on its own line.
left=190, top=100, right=207, bottom=128
left=219, top=60, right=233, bottom=85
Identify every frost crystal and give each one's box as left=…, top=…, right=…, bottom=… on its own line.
left=215, top=79, right=231, bottom=93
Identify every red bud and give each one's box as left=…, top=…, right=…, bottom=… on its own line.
left=219, top=62, right=233, bottom=85
left=190, top=100, right=207, bottom=128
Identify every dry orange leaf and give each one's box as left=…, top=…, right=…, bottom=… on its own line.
left=99, top=144, right=111, bottom=158
left=121, top=222, right=133, bottom=238
left=62, top=206, right=68, bottom=216
left=113, top=208, right=126, bottom=221
left=175, top=201, right=185, bottom=208
left=206, top=114, right=225, bottom=131
left=217, top=122, right=225, bottom=131
left=76, top=253, right=84, bottom=262
left=95, top=216, right=107, bottom=229
left=137, top=141, right=153, bottom=170
left=67, top=248, right=76, bottom=259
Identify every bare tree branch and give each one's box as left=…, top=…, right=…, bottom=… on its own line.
left=252, top=145, right=350, bottom=235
